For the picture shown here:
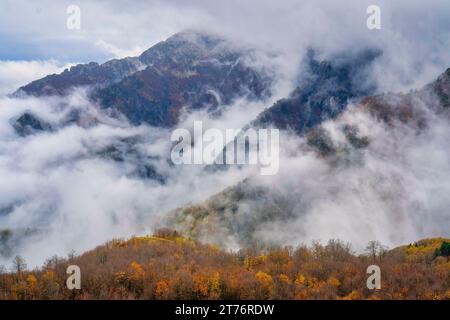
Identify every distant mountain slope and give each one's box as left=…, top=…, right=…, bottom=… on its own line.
left=252, top=49, right=381, bottom=134
left=426, top=68, right=450, bottom=108
left=15, top=31, right=272, bottom=127
left=94, top=32, right=271, bottom=126
left=362, top=67, right=450, bottom=126
left=167, top=67, right=450, bottom=247
left=15, top=58, right=144, bottom=96
left=167, top=178, right=296, bottom=247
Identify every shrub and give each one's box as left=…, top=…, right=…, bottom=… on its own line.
left=436, top=241, right=450, bottom=258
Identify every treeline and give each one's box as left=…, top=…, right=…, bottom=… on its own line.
left=0, top=229, right=449, bottom=300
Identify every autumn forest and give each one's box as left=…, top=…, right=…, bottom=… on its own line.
left=1, top=229, right=449, bottom=300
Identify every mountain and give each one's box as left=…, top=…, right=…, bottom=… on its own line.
left=15, top=58, right=144, bottom=97
left=167, top=67, right=450, bottom=247
left=15, top=31, right=272, bottom=127
left=167, top=178, right=297, bottom=247
left=361, top=67, right=450, bottom=127
left=425, top=67, right=450, bottom=108
left=11, top=112, right=53, bottom=137
left=14, top=34, right=384, bottom=131
left=252, top=49, right=381, bottom=134
left=307, top=68, right=450, bottom=157
left=94, top=32, right=271, bottom=126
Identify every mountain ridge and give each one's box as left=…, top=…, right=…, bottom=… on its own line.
left=14, top=31, right=273, bottom=127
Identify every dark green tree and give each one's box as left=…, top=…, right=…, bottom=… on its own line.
left=437, top=241, right=450, bottom=257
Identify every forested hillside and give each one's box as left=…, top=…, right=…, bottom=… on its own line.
left=1, top=230, right=449, bottom=300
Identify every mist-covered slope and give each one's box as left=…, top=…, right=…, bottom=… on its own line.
left=252, top=49, right=381, bottom=134
left=167, top=68, right=450, bottom=250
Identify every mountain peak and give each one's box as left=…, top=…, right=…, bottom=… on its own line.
left=138, top=30, right=239, bottom=68
left=13, top=31, right=272, bottom=127
left=94, top=31, right=271, bottom=126
left=13, top=31, right=229, bottom=98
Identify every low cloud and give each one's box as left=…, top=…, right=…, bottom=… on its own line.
left=0, top=91, right=260, bottom=267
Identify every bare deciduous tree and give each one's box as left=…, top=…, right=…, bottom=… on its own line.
left=12, top=255, right=27, bottom=274
left=365, top=241, right=387, bottom=261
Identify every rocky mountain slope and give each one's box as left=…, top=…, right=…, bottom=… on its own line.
left=15, top=58, right=144, bottom=97
left=15, top=31, right=273, bottom=127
